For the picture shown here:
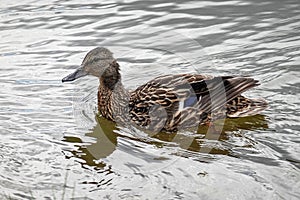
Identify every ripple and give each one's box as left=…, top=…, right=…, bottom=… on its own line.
left=0, top=0, right=300, bottom=199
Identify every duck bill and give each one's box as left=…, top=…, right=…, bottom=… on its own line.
left=62, top=67, right=88, bottom=82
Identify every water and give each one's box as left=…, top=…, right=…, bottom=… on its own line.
left=0, top=0, right=299, bottom=199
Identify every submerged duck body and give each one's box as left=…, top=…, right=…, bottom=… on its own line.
left=62, top=47, right=267, bottom=132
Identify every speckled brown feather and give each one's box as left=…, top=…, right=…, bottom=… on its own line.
left=127, top=74, right=266, bottom=132
left=98, top=72, right=267, bottom=132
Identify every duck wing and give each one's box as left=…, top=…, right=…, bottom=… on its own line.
left=129, top=74, right=260, bottom=131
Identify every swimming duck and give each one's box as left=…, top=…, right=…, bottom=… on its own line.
left=62, top=47, right=267, bottom=132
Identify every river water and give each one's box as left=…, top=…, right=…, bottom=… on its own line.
left=0, top=0, right=299, bottom=199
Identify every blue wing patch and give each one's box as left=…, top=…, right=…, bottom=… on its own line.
left=184, top=96, right=198, bottom=107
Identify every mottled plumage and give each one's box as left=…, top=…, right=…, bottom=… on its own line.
left=62, top=47, right=267, bottom=132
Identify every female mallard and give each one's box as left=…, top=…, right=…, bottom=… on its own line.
left=62, top=47, right=267, bottom=132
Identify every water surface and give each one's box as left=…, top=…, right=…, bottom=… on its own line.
left=0, top=0, right=299, bottom=199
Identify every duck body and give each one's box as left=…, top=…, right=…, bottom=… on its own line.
left=63, top=47, right=267, bottom=132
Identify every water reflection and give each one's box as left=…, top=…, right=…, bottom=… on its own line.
left=63, top=117, right=117, bottom=169
left=63, top=114, right=268, bottom=168
left=1, top=0, right=300, bottom=198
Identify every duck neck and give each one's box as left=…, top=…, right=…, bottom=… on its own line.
left=98, top=63, right=129, bottom=121
left=100, top=71, right=121, bottom=90
left=99, top=75, right=124, bottom=95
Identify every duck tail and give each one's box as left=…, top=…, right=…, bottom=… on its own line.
left=226, top=96, right=268, bottom=118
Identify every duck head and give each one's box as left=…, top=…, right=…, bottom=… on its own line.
left=62, top=47, right=120, bottom=84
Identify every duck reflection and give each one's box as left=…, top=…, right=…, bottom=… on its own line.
left=63, top=114, right=268, bottom=168
left=63, top=116, right=118, bottom=169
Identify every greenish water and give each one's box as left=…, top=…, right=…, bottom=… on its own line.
left=0, top=0, right=299, bottom=199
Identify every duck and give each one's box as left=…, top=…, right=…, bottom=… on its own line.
left=62, top=47, right=267, bottom=132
